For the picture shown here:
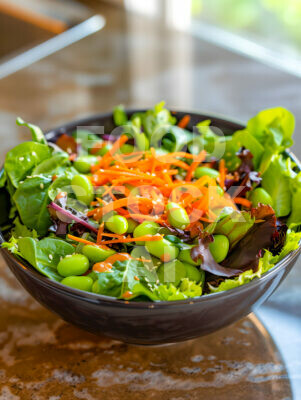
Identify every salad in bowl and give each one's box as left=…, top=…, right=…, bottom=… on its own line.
left=0, top=103, right=300, bottom=303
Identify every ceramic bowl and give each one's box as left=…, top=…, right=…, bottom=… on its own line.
left=1, top=110, right=300, bottom=345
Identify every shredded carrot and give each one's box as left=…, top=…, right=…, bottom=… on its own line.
left=99, top=234, right=163, bottom=245
left=234, top=197, right=252, bottom=208
left=90, top=142, right=107, bottom=155
left=125, top=213, right=164, bottom=223
left=97, top=222, right=104, bottom=244
left=178, top=114, right=190, bottom=129
left=109, top=134, right=128, bottom=155
left=56, top=191, right=67, bottom=200
left=185, top=150, right=206, bottom=182
left=69, top=153, right=77, bottom=162
left=67, top=234, right=97, bottom=246
left=218, top=159, right=226, bottom=190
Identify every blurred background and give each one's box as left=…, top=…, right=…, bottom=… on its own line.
left=0, top=0, right=301, bottom=398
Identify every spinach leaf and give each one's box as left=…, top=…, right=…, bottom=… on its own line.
left=113, top=105, right=128, bottom=126
left=150, top=125, right=192, bottom=152
left=48, top=167, right=78, bottom=201
left=0, top=170, right=6, bottom=188
left=17, top=237, right=74, bottom=281
left=13, top=176, right=52, bottom=235
left=94, top=259, right=158, bottom=299
left=141, top=101, right=177, bottom=137
left=32, top=152, right=69, bottom=176
left=16, top=117, right=47, bottom=145
left=4, top=142, right=51, bottom=188
left=72, top=130, right=101, bottom=153
left=0, top=170, right=11, bottom=226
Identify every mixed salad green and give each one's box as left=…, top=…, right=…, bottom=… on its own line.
left=0, top=103, right=300, bottom=301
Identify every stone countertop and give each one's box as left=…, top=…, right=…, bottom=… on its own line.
left=0, top=3, right=300, bottom=399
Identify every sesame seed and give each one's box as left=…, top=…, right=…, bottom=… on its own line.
left=40, top=183, right=44, bottom=189
left=19, top=157, right=24, bottom=161
left=32, top=151, right=37, bottom=156
left=49, top=254, right=53, bottom=260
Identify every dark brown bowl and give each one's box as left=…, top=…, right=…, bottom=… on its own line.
left=1, top=110, right=300, bottom=345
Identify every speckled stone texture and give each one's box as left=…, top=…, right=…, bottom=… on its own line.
left=0, top=260, right=291, bottom=399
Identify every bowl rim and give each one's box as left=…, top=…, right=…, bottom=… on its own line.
left=1, top=109, right=301, bottom=308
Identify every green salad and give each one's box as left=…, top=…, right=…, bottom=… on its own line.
left=0, top=103, right=300, bottom=301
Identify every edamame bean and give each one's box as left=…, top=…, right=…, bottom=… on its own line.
left=209, top=235, right=229, bottom=263
left=105, top=215, right=128, bottom=234
left=183, top=263, right=204, bottom=283
left=194, top=167, right=219, bottom=179
left=249, top=188, right=273, bottom=207
left=61, top=276, right=93, bottom=292
left=127, top=219, right=139, bottom=233
left=57, top=254, right=89, bottom=277
left=71, top=174, right=94, bottom=205
left=157, top=260, right=187, bottom=286
left=145, top=238, right=179, bottom=262
left=92, top=144, right=110, bottom=156
left=120, top=144, right=134, bottom=154
left=133, top=221, right=159, bottom=245
left=74, top=155, right=98, bottom=174
left=166, top=202, right=190, bottom=229
left=92, top=281, right=100, bottom=294
left=131, top=246, right=161, bottom=267
left=82, top=244, right=116, bottom=263
left=179, top=245, right=200, bottom=266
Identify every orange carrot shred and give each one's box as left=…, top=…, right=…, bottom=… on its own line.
left=178, top=115, right=190, bottom=129
left=219, top=159, right=226, bottom=190
left=185, top=150, right=206, bottom=182
left=97, top=222, right=104, bottom=244
left=233, top=197, right=252, bottom=208
left=99, top=234, right=163, bottom=245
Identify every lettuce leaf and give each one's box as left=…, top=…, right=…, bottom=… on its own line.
left=209, top=230, right=301, bottom=293
left=153, top=278, right=203, bottom=301
left=242, top=107, right=294, bottom=173
left=287, top=172, right=301, bottom=229
left=215, top=107, right=295, bottom=173
left=261, top=155, right=295, bottom=217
